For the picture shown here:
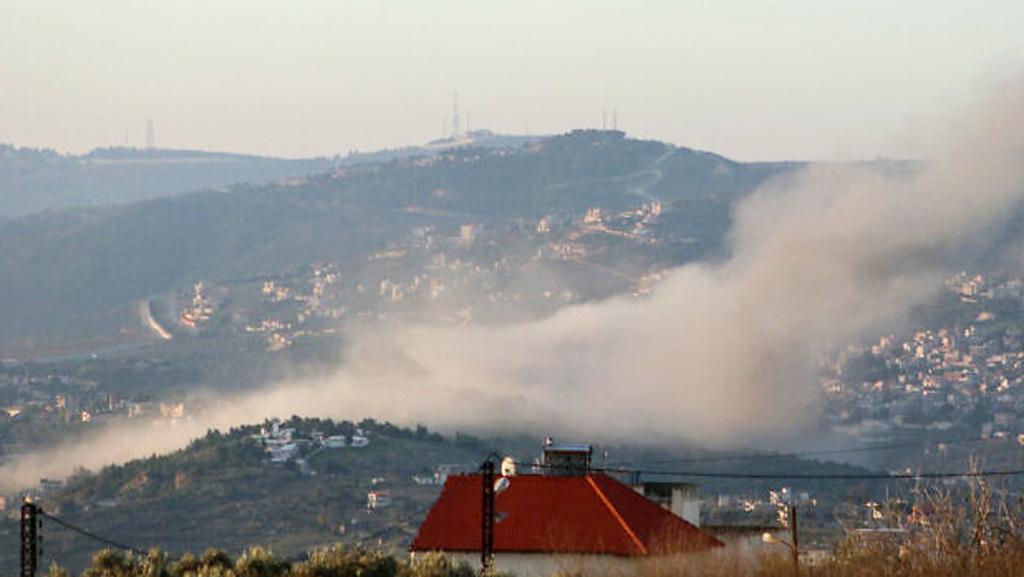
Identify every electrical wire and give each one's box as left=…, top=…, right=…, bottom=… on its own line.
left=597, top=467, right=1024, bottom=481
left=39, top=510, right=146, bottom=555
left=604, top=435, right=1016, bottom=468
left=505, top=458, right=1024, bottom=482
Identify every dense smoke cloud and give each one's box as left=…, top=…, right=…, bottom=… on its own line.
left=3, top=83, right=1024, bottom=492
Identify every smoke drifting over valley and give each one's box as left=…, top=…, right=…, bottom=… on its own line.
left=3, top=83, right=1024, bottom=492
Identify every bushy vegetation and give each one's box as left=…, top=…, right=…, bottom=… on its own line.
left=819, top=480, right=1024, bottom=577
left=640, top=477, right=1024, bottom=577
left=0, top=418, right=508, bottom=575
left=54, top=418, right=479, bottom=507
left=48, top=546, right=474, bottom=577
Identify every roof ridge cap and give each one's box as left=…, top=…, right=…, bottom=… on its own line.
left=586, top=474, right=648, bottom=555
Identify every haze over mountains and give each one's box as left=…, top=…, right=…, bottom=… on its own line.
left=0, top=145, right=334, bottom=218
left=0, top=131, right=544, bottom=219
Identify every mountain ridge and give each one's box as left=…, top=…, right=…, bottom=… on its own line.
left=0, top=130, right=799, bottom=354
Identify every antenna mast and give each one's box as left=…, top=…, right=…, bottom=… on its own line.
left=451, top=92, right=461, bottom=140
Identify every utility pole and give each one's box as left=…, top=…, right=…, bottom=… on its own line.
left=480, top=460, right=495, bottom=575
left=451, top=92, right=461, bottom=140
left=21, top=499, right=39, bottom=577
left=790, top=504, right=799, bottom=577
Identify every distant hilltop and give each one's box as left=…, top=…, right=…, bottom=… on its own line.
left=0, top=143, right=334, bottom=217
left=81, top=146, right=292, bottom=163
left=0, top=129, right=795, bottom=353
left=338, top=129, right=545, bottom=166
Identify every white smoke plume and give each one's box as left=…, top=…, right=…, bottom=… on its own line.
left=3, top=82, right=1024, bottom=492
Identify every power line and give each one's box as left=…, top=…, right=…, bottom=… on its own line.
left=359, top=500, right=436, bottom=545
left=606, top=435, right=1015, bottom=468
left=507, top=458, right=1024, bottom=482
left=38, top=510, right=145, bottom=555
left=604, top=467, right=1024, bottom=481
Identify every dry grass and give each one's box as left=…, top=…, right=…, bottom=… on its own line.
left=627, top=474, right=1024, bottom=577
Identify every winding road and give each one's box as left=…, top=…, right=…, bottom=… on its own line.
left=138, top=299, right=173, bottom=341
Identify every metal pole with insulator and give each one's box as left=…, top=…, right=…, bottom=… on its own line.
left=481, top=459, right=495, bottom=575
left=21, top=499, right=39, bottom=577
left=790, top=504, right=799, bottom=577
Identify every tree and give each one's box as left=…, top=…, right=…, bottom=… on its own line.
left=81, top=549, right=136, bottom=577
left=234, top=546, right=290, bottom=577
left=139, top=549, right=172, bottom=577
left=291, top=545, right=398, bottom=577
left=400, top=553, right=475, bottom=577
left=199, top=549, right=233, bottom=573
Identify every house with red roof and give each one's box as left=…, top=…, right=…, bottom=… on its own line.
left=410, top=466, right=723, bottom=576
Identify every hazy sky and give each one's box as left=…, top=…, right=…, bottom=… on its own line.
left=3, top=1, right=1022, bottom=160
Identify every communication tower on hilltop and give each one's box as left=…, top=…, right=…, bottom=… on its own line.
left=451, top=92, right=460, bottom=140
left=145, top=118, right=155, bottom=149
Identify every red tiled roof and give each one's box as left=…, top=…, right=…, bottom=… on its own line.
left=411, top=473, right=723, bottom=556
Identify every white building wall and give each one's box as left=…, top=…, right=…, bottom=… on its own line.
left=671, top=498, right=700, bottom=527
left=671, top=486, right=701, bottom=527
left=414, top=551, right=724, bottom=577
left=435, top=552, right=634, bottom=577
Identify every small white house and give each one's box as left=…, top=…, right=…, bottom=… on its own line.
left=367, top=490, right=392, bottom=509
left=350, top=430, right=370, bottom=448
left=267, top=442, right=299, bottom=463
left=323, top=435, right=347, bottom=448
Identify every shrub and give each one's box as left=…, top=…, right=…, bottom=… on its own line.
left=290, top=544, right=398, bottom=577
left=401, top=553, right=475, bottom=577
left=81, top=550, right=136, bottom=577
left=235, top=546, right=290, bottom=577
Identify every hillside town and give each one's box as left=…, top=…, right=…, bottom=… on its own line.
left=0, top=365, right=185, bottom=430
left=822, top=273, right=1024, bottom=447
left=8, top=268, right=1024, bottom=491
left=154, top=198, right=669, bottom=353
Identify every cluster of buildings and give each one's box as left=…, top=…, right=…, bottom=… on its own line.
left=241, top=264, right=345, bottom=350
left=0, top=368, right=170, bottom=428
left=544, top=202, right=662, bottom=261
left=250, top=419, right=370, bottom=465
left=581, top=201, right=662, bottom=240
left=178, top=281, right=215, bottom=330
left=238, top=217, right=654, bottom=347
left=161, top=185, right=672, bottom=356
left=822, top=273, right=1024, bottom=443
